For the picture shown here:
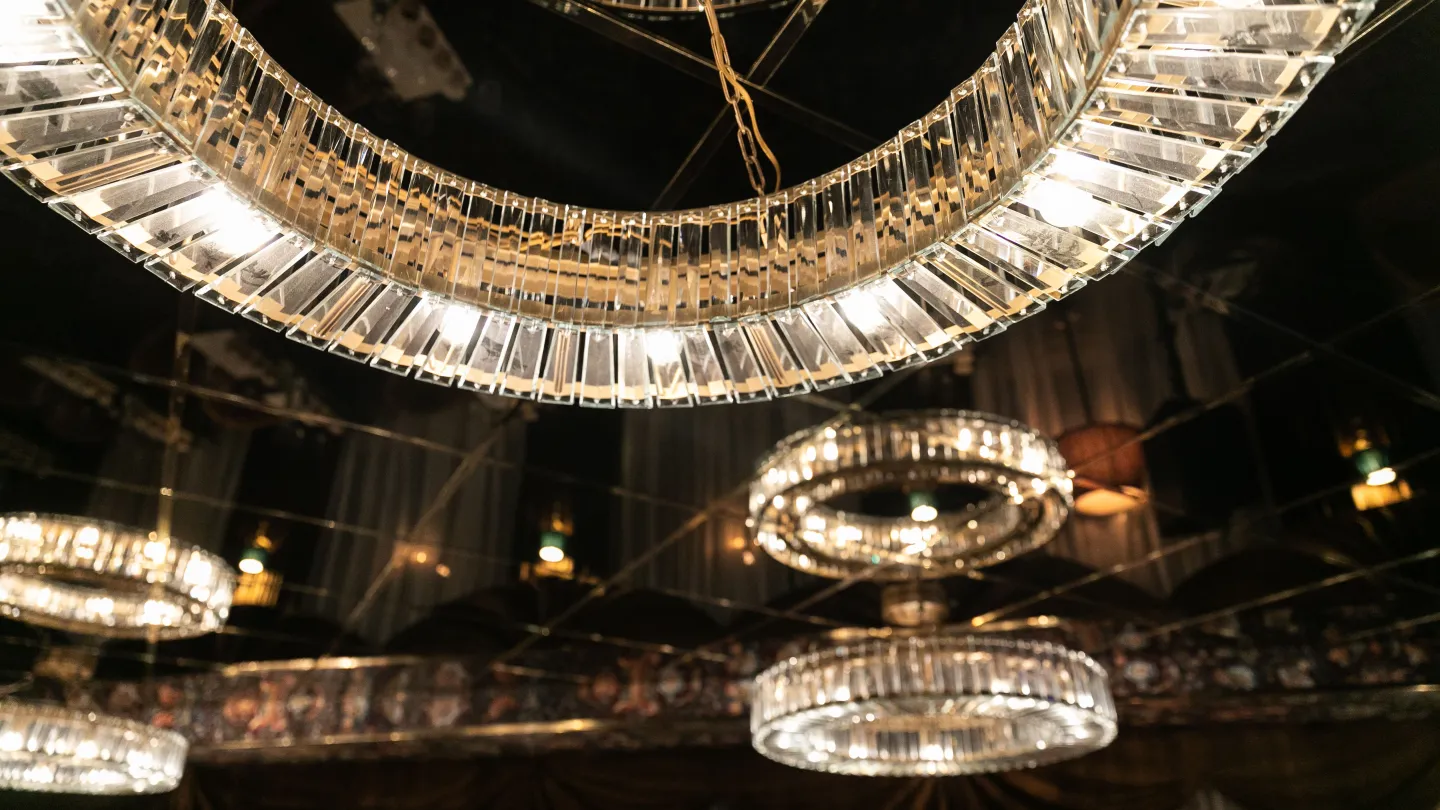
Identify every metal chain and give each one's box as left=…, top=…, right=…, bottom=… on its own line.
left=701, top=0, right=782, bottom=194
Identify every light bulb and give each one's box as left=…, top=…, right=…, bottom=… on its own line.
left=1025, top=181, right=1094, bottom=228
left=238, top=557, right=265, bottom=575
left=910, top=503, right=938, bottom=523
left=539, top=545, right=566, bottom=563
left=439, top=306, right=480, bottom=344
left=1366, top=467, right=1397, bottom=487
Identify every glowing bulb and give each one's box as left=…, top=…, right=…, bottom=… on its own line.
left=539, top=545, right=566, bottom=563
left=439, top=306, right=480, bottom=344
left=645, top=330, right=682, bottom=364
left=1366, top=467, right=1397, bottom=487
left=435, top=564, right=451, bottom=578
left=911, top=503, right=938, bottom=523
left=238, top=557, right=265, bottom=575
left=1025, top=181, right=1093, bottom=228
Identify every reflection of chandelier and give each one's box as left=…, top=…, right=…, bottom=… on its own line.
left=751, top=632, right=1116, bottom=776
left=747, top=412, right=1116, bottom=775
left=1, top=2, right=1371, bottom=405
left=0, top=515, right=235, bottom=795
left=749, top=411, right=1073, bottom=578
left=0, top=514, right=235, bottom=639
left=0, top=701, right=187, bottom=794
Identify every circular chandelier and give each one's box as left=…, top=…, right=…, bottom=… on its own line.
left=0, top=1, right=1370, bottom=406
left=751, top=633, right=1116, bottom=776
left=0, top=701, right=187, bottom=794
left=0, top=514, right=236, bottom=639
left=746, top=412, right=1117, bottom=775
left=589, top=0, right=786, bottom=15
left=749, top=411, right=1073, bottom=578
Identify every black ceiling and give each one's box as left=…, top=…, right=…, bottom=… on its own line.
left=0, top=0, right=1437, bottom=659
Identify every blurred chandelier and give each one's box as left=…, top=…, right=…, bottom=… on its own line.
left=2, top=1, right=1370, bottom=407
left=0, top=513, right=236, bottom=638
left=751, top=631, right=1117, bottom=776
left=0, top=514, right=233, bottom=794
left=0, top=701, right=187, bottom=794
left=747, top=412, right=1117, bottom=775
left=590, top=0, right=784, bottom=14
left=749, top=411, right=1074, bottom=578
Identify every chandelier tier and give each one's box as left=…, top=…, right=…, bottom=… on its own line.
left=2, top=1, right=1370, bottom=406
left=0, top=513, right=236, bottom=639
left=0, top=701, right=187, bottom=794
left=590, top=0, right=784, bottom=14
left=749, top=411, right=1073, bottom=579
left=751, top=633, right=1117, bottom=776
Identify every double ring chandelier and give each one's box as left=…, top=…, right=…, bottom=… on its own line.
left=1, top=0, right=1371, bottom=407
left=747, top=411, right=1116, bottom=776
left=0, top=514, right=236, bottom=795
left=749, top=411, right=1073, bottom=578
left=0, top=513, right=235, bottom=638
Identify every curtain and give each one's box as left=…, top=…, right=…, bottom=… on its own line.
left=305, top=397, right=526, bottom=642
left=85, top=426, right=253, bottom=553
left=971, top=274, right=1248, bottom=596
left=613, top=398, right=836, bottom=616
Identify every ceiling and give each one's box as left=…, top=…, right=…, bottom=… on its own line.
left=0, top=0, right=1437, bottom=683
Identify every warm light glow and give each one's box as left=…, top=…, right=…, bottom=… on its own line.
left=741, top=550, right=756, bottom=566
left=435, top=564, right=451, bottom=578
left=237, top=557, right=265, bottom=576
left=412, top=550, right=429, bottom=564
left=1073, top=486, right=1147, bottom=518
left=1351, top=478, right=1414, bottom=511
left=1366, top=466, right=1397, bottom=487
left=910, top=503, right=938, bottom=523
left=538, top=545, right=566, bottom=563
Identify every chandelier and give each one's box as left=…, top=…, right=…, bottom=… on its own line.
left=590, top=0, right=783, bottom=14
left=0, top=515, right=235, bottom=794
left=749, top=411, right=1073, bottom=578
left=746, top=411, right=1116, bottom=775
left=751, top=631, right=1117, bottom=776
left=0, top=701, right=187, bottom=794
left=0, top=513, right=236, bottom=638
left=0, top=1, right=1371, bottom=407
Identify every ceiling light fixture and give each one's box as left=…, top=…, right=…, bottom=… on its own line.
left=0, top=701, right=187, bottom=794
left=747, top=413, right=1113, bottom=775
left=588, top=0, right=785, bottom=16
left=749, top=412, right=1073, bottom=578
left=752, top=633, right=1116, bottom=776
left=1, top=1, right=1372, bottom=406
left=0, top=513, right=235, bottom=795
left=0, top=513, right=235, bottom=639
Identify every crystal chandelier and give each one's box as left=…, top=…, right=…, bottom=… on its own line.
left=0, top=1, right=1371, bottom=407
left=749, top=411, right=1074, bottom=578
left=0, top=513, right=236, bottom=638
left=0, top=513, right=232, bottom=794
left=590, top=0, right=782, bottom=14
left=751, top=631, right=1116, bottom=776
left=746, top=411, right=1116, bottom=775
left=0, top=701, right=187, bottom=794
